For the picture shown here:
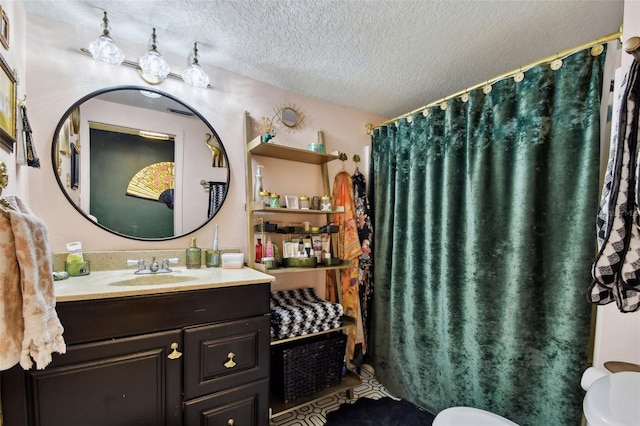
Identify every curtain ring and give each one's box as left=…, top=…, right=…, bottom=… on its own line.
left=550, top=54, right=563, bottom=71
left=591, top=43, right=604, bottom=57
left=482, top=82, right=492, bottom=94
left=460, top=92, right=469, bottom=103
left=513, top=68, right=524, bottom=83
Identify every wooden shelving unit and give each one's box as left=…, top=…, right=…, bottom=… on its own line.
left=243, top=111, right=362, bottom=420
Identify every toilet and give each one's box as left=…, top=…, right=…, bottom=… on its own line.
left=433, top=406, right=519, bottom=426
left=582, top=369, right=640, bottom=426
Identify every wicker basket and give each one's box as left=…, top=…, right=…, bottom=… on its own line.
left=270, top=333, right=347, bottom=402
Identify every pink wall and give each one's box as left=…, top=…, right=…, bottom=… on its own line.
left=0, top=2, right=27, bottom=200
left=19, top=13, right=382, bottom=254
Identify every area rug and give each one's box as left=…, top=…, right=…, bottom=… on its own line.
left=324, top=397, right=435, bottom=425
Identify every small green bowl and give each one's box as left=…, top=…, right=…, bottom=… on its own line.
left=284, top=257, right=317, bottom=268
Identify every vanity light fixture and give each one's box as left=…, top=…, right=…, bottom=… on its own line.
left=139, top=130, right=171, bottom=140
left=137, top=28, right=170, bottom=84
left=181, top=43, right=210, bottom=88
left=87, top=11, right=125, bottom=65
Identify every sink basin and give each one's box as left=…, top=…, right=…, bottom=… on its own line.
left=109, top=274, right=199, bottom=286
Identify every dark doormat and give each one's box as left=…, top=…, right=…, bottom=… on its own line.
left=324, top=396, right=435, bottom=425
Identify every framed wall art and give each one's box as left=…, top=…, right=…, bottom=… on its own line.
left=0, top=6, right=9, bottom=50
left=0, top=52, right=15, bottom=152
left=285, top=194, right=299, bottom=209
left=70, top=143, right=79, bottom=189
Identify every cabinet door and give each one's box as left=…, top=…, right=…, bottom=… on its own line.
left=184, top=315, right=270, bottom=400
left=23, top=329, right=182, bottom=426
left=183, top=378, right=269, bottom=426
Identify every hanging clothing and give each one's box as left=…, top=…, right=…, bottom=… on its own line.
left=352, top=169, right=373, bottom=354
left=0, top=196, right=66, bottom=370
left=326, top=170, right=362, bottom=361
left=589, top=59, right=640, bottom=313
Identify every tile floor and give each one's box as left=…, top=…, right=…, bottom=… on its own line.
left=269, top=366, right=397, bottom=426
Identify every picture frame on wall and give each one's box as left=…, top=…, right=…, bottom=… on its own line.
left=0, top=6, right=9, bottom=50
left=285, top=195, right=299, bottom=209
left=0, top=52, right=15, bottom=152
left=70, top=143, right=79, bottom=189
left=58, top=120, right=70, bottom=156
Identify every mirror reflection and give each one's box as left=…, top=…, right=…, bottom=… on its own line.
left=52, top=86, right=229, bottom=240
left=280, top=108, right=298, bottom=127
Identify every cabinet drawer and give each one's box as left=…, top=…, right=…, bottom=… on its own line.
left=57, top=283, right=270, bottom=345
left=184, top=315, right=270, bottom=399
left=183, top=378, right=269, bottom=426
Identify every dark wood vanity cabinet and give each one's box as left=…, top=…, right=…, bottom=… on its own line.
left=0, top=283, right=271, bottom=426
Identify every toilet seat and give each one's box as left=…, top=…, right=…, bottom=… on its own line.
left=433, top=407, right=519, bottom=426
left=583, top=371, right=640, bottom=426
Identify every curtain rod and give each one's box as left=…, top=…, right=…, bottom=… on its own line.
left=366, top=29, right=623, bottom=134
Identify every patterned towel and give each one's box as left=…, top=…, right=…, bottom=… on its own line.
left=271, top=288, right=343, bottom=340
left=0, top=196, right=66, bottom=370
left=589, top=60, right=640, bottom=312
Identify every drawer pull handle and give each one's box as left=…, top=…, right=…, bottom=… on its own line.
left=167, top=343, right=182, bottom=360
left=224, top=352, right=237, bottom=368
left=227, top=419, right=235, bottom=426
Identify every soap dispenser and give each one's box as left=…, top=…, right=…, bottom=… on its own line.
left=254, top=165, right=264, bottom=202
left=186, top=237, right=202, bottom=269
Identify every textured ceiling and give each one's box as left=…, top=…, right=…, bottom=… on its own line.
left=23, top=0, right=624, bottom=119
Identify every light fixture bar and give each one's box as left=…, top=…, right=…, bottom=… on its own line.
left=79, top=48, right=211, bottom=88
left=139, top=130, right=171, bottom=140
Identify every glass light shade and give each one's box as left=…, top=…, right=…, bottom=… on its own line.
left=138, top=50, right=170, bottom=80
left=88, top=35, right=125, bottom=65
left=182, top=43, right=209, bottom=88
left=88, top=12, right=124, bottom=65
left=182, top=64, right=209, bottom=88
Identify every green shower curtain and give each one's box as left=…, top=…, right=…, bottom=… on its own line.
left=370, top=47, right=606, bottom=425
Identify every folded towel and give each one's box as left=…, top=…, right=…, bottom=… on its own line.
left=0, top=195, right=66, bottom=370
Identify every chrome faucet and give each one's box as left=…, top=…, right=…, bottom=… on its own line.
left=126, top=257, right=179, bottom=274
left=149, top=257, right=160, bottom=273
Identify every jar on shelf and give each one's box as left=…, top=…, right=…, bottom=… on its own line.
left=270, top=193, right=281, bottom=208
left=311, top=196, right=321, bottom=210
left=321, top=195, right=332, bottom=211
left=299, top=195, right=310, bottom=210
left=259, top=190, right=271, bottom=205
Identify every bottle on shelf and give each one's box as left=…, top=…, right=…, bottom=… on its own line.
left=265, top=237, right=274, bottom=258
left=255, top=238, right=263, bottom=263
left=253, top=165, right=264, bottom=202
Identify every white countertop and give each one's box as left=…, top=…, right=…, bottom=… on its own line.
left=54, top=267, right=275, bottom=302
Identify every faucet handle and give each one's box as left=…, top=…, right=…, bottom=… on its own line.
left=159, top=257, right=178, bottom=273
left=161, top=257, right=179, bottom=270
left=126, top=259, right=145, bottom=269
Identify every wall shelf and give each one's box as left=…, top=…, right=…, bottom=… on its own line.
left=248, top=136, right=339, bottom=164
left=269, top=370, right=361, bottom=419
left=270, top=316, right=356, bottom=346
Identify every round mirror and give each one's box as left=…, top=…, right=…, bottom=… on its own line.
left=280, top=107, right=299, bottom=127
left=51, top=86, right=230, bottom=241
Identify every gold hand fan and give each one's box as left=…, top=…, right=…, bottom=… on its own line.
left=126, top=162, right=175, bottom=209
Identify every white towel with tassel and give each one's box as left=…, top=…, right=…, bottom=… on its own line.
left=0, top=195, right=65, bottom=370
